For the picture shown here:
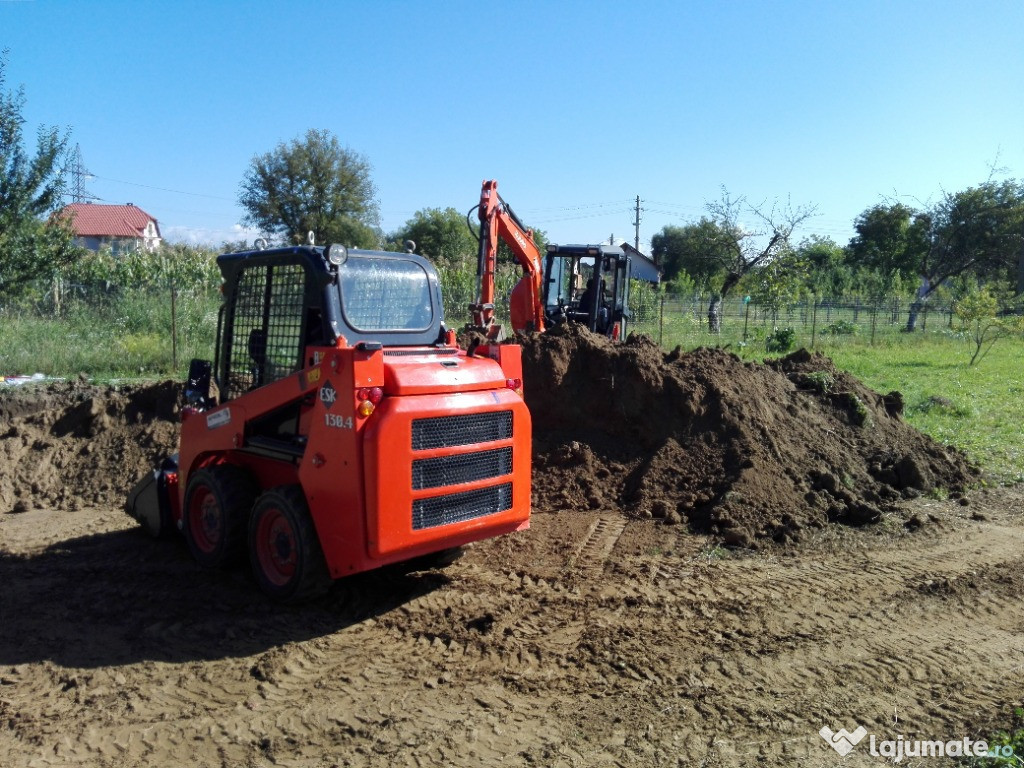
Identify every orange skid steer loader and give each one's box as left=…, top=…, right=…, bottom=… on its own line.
left=127, top=242, right=531, bottom=600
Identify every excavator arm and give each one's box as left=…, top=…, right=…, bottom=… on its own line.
left=471, top=180, right=546, bottom=337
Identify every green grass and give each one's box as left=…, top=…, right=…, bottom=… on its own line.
left=0, top=291, right=219, bottom=380
left=825, top=335, right=1024, bottom=484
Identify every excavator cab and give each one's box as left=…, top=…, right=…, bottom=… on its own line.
left=542, top=244, right=631, bottom=339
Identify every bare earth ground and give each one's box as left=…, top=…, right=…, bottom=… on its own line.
left=2, top=487, right=1023, bottom=768
left=1, top=333, right=1022, bottom=768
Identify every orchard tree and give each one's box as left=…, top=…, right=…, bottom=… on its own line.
left=0, top=52, right=79, bottom=297
left=954, top=284, right=1024, bottom=365
left=239, top=129, right=380, bottom=248
left=905, top=179, right=1024, bottom=329
left=702, top=189, right=816, bottom=332
left=749, top=248, right=809, bottom=325
left=797, top=235, right=851, bottom=296
left=846, top=203, right=927, bottom=277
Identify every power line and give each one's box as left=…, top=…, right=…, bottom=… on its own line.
left=90, top=174, right=234, bottom=201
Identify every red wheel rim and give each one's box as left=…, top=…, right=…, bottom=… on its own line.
left=256, top=508, right=297, bottom=587
left=188, top=485, right=221, bottom=554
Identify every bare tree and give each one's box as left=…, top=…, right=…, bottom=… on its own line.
left=703, top=189, right=816, bottom=332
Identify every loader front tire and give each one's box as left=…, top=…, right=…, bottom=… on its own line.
left=183, top=465, right=256, bottom=569
left=249, top=485, right=330, bottom=602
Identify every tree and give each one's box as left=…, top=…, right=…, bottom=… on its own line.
left=650, top=218, right=733, bottom=287
left=905, top=179, right=1024, bottom=330
left=0, top=52, right=79, bottom=297
left=954, top=284, right=1024, bottom=365
left=749, top=248, right=809, bottom=324
left=797, top=235, right=851, bottom=296
left=846, top=203, right=927, bottom=277
left=388, top=207, right=477, bottom=265
left=239, top=129, right=380, bottom=248
left=702, top=189, right=816, bottom=332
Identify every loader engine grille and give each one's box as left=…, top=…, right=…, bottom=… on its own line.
left=411, top=411, right=513, bottom=450
left=412, top=447, right=512, bottom=490
left=413, top=483, right=513, bottom=530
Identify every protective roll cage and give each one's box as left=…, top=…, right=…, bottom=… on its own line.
left=213, top=245, right=447, bottom=402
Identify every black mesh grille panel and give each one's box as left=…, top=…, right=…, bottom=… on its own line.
left=413, top=483, right=513, bottom=530
left=225, top=263, right=306, bottom=400
left=412, top=447, right=512, bottom=491
left=412, top=411, right=513, bottom=450
left=384, top=348, right=458, bottom=357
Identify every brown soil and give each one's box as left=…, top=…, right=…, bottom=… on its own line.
left=522, top=324, right=977, bottom=547
left=1, top=338, right=1020, bottom=768
left=0, top=380, right=179, bottom=514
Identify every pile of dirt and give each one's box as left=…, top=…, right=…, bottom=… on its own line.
left=520, top=324, right=978, bottom=546
left=0, top=380, right=179, bottom=514
left=0, top=331, right=979, bottom=547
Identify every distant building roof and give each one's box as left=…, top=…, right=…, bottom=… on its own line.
left=620, top=242, right=662, bottom=283
left=61, top=203, right=161, bottom=238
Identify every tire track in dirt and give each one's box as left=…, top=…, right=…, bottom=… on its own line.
left=550, top=519, right=1024, bottom=764
left=5, top=498, right=1024, bottom=767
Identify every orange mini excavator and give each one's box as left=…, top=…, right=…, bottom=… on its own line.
left=469, top=179, right=636, bottom=341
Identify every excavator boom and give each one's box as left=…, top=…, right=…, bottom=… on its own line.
left=473, top=180, right=546, bottom=336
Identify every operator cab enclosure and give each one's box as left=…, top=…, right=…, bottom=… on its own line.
left=212, top=245, right=445, bottom=399
left=542, top=244, right=632, bottom=338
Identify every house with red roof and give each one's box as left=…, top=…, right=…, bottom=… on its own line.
left=60, top=202, right=162, bottom=255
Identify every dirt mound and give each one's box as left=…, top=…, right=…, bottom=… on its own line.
left=520, top=324, right=977, bottom=546
left=0, top=380, right=179, bottom=513
left=0, top=332, right=978, bottom=547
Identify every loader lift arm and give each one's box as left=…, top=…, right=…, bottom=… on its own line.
left=471, top=179, right=546, bottom=338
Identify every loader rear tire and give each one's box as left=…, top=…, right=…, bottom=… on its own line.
left=183, top=465, right=256, bottom=569
left=249, top=485, right=330, bottom=602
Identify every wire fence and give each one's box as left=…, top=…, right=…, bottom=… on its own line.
left=628, top=294, right=958, bottom=350
left=0, top=269, right=964, bottom=379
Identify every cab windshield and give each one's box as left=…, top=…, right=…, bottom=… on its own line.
left=338, top=256, right=433, bottom=332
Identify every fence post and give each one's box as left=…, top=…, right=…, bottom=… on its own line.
left=170, top=277, right=178, bottom=372
left=659, top=294, right=665, bottom=347
left=870, top=305, right=877, bottom=345
left=811, top=296, right=818, bottom=349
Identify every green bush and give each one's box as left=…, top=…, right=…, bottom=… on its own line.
left=823, top=319, right=857, bottom=335
left=765, top=326, right=796, bottom=353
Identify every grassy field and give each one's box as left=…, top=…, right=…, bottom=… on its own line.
left=0, top=291, right=219, bottom=381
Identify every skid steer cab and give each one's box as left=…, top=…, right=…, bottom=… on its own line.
left=127, top=243, right=531, bottom=601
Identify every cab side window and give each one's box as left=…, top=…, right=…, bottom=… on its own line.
left=222, top=262, right=308, bottom=400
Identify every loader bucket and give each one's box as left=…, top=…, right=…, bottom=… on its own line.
left=125, top=454, right=178, bottom=539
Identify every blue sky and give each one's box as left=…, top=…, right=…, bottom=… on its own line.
left=4, top=0, right=1023, bottom=252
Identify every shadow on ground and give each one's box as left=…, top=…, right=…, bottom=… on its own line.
left=0, top=526, right=448, bottom=668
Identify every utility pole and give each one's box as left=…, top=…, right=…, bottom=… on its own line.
left=633, top=195, right=642, bottom=252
